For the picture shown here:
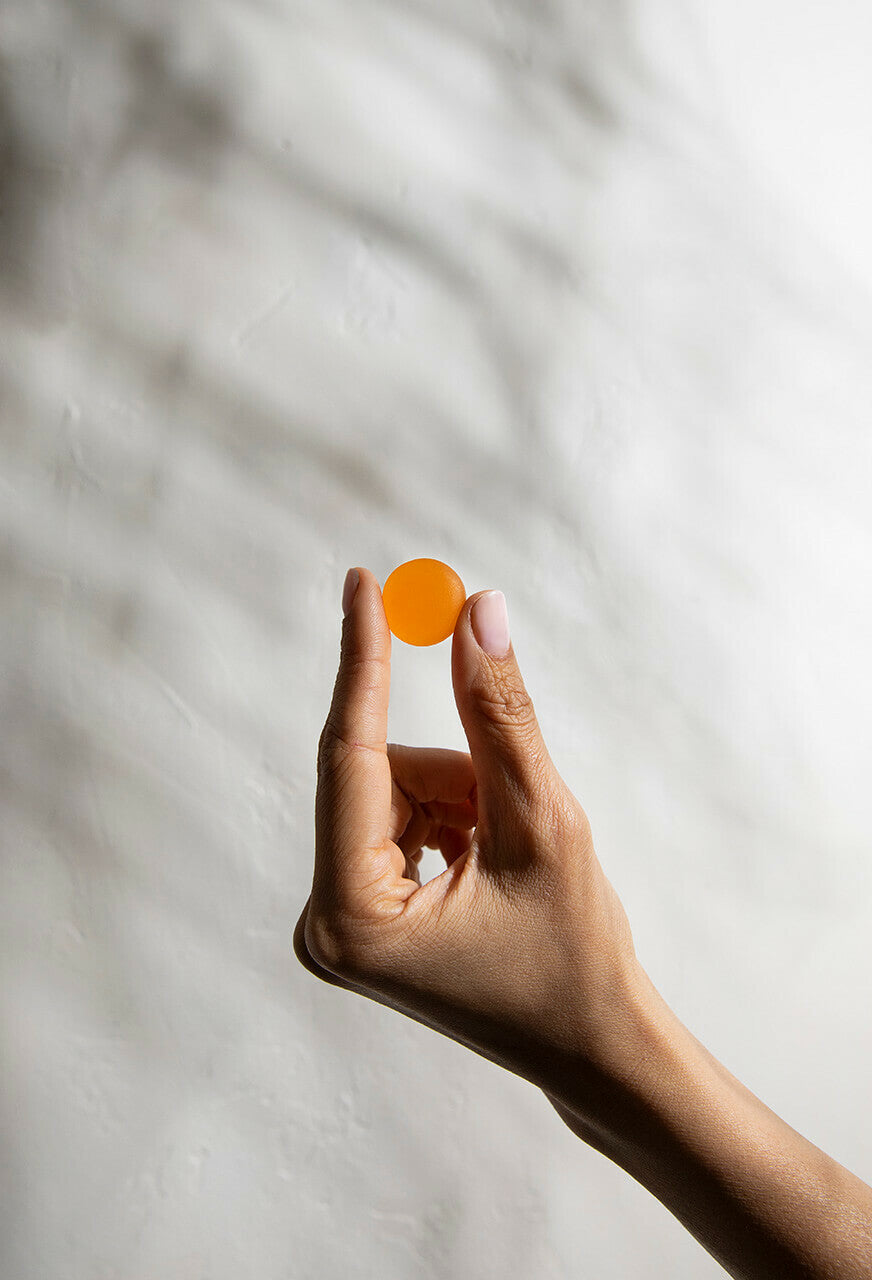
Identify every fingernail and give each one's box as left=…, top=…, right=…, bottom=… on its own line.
left=342, top=568, right=360, bottom=616
left=472, top=591, right=510, bottom=658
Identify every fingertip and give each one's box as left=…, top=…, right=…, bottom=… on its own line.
left=470, top=590, right=510, bottom=658
left=339, top=567, right=391, bottom=651
left=342, top=567, right=361, bottom=617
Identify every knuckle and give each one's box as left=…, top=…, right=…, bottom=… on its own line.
left=317, top=719, right=355, bottom=773
left=304, top=908, right=367, bottom=979
left=475, top=675, right=536, bottom=733
left=317, top=719, right=341, bottom=764
left=341, top=651, right=391, bottom=692
left=528, top=786, right=591, bottom=859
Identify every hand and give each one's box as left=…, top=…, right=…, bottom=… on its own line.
left=294, top=568, right=644, bottom=1105
left=295, top=568, right=872, bottom=1280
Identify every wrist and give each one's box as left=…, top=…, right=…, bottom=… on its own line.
left=542, top=961, right=683, bottom=1147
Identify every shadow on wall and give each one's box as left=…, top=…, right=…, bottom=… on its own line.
left=0, top=75, right=52, bottom=321
left=0, top=0, right=668, bottom=685
left=0, top=0, right=657, bottom=1028
left=0, top=0, right=653, bottom=398
left=0, top=0, right=677, bottom=1187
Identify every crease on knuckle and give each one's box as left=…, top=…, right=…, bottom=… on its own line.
left=318, top=719, right=385, bottom=776
left=317, top=721, right=359, bottom=772
left=341, top=652, right=390, bottom=686
left=346, top=650, right=390, bottom=669
left=475, top=676, right=536, bottom=733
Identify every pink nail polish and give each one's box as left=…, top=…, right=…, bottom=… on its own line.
left=472, top=591, right=510, bottom=657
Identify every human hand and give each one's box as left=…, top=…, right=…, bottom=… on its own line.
left=294, top=568, right=646, bottom=1108
left=295, top=568, right=872, bottom=1280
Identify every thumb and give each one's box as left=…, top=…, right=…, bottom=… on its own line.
left=451, top=589, right=554, bottom=825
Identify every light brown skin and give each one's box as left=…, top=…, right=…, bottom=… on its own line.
left=295, top=567, right=872, bottom=1279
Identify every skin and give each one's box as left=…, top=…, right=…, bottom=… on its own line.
left=295, top=567, right=872, bottom=1279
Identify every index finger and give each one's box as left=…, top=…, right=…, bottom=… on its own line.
left=387, top=744, right=477, bottom=809
left=315, top=567, right=396, bottom=903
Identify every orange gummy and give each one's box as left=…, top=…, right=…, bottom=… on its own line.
left=382, top=558, right=466, bottom=646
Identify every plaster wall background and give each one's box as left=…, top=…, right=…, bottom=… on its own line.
left=2, top=2, right=872, bottom=1277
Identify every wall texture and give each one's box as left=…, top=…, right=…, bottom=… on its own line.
left=2, top=2, right=872, bottom=1277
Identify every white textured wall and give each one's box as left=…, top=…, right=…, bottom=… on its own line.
left=3, top=3, right=872, bottom=1277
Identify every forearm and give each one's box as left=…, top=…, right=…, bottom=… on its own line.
left=548, top=968, right=872, bottom=1280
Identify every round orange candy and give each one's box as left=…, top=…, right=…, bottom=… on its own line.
left=382, top=559, right=467, bottom=646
